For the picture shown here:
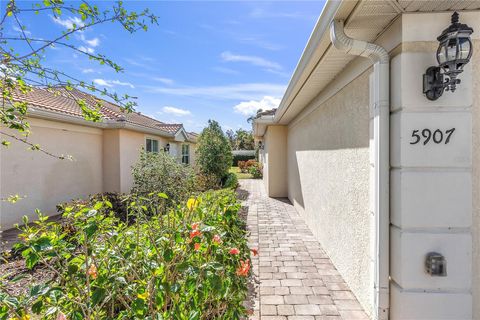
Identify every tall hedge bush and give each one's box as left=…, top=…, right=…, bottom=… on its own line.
left=132, top=151, right=196, bottom=205
left=195, top=120, right=233, bottom=184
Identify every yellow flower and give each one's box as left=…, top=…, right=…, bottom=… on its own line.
left=137, top=292, right=149, bottom=300
left=187, top=198, right=199, bottom=210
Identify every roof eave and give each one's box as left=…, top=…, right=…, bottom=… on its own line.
left=273, top=0, right=353, bottom=124
left=253, top=115, right=275, bottom=137
left=27, top=107, right=176, bottom=138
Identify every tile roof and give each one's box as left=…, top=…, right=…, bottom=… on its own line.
left=11, top=86, right=185, bottom=137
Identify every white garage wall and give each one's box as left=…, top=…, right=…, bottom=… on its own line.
left=0, top=118, right=103, bottom=230
left=286, top=70, right=373, bottom=315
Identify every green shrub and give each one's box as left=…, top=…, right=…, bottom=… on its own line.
left=132, top=151, right=196, bottom=206
left=2, top=190, right=252, bottom=319
left=249, top=162, right=263, bottom=179
left=223, top=172, right=239, bottom=190
left=232, top=154, right=255, bottom=167
left=195, top=120, right=233, bottom=184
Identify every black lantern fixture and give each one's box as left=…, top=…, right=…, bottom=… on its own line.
left=423, top=12, right=474, bottom=101
left=258, top=141, right=264, bottom=150
left=164, top=143, right=170, bottom=152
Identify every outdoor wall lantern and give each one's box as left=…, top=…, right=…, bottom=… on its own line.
left=164, top=143, right=170, bottom=152
left=423, top=12, right=474, bottom=101
left=258, top=141, right=264, bottom=150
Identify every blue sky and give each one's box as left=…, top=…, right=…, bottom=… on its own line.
left=5, top=1, right=326, bottom=133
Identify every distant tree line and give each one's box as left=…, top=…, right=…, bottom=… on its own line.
left=226, top=128, right=254, bottom=150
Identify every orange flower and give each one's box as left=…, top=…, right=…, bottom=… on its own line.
left=213, top=234, right=222, bottom=244
left=190, top=229, right=202, bottom=239
left=191, top=222, right=200, bottom=230
left=87, top=264, right=97, bottom=279
left=236, top=259, right=250, bottom=277
left=250, top=248, right=258, bottom=256
left=229, top=248, right=240, bottom=255
left=194, top=243, right=201, bottom=251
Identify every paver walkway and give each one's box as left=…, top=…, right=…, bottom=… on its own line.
left=241, top=179, right=369, bottom=320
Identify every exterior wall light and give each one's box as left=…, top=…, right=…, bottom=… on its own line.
left=164, top=143, right=170, bottom=152
left=258, top=141, right=264, bottom=150
left=423, top=12, right=474, bottom=101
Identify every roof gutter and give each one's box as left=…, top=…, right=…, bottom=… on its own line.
left=253, top=115, right=274, bottom=138
left=330, top=20, right=390, bottom=320
left=274, top=0, right=343, bottom=123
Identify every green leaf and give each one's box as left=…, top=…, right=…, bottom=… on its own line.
left=91, top=287, right=106, bottom=306
left=25, top=252, right=39, bottom=269
left=163, top=248, right=173, bottom=262
left=188, top=310, right=200, bottom=320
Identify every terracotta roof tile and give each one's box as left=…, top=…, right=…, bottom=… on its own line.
left=11, top=86, right=184, bottom=136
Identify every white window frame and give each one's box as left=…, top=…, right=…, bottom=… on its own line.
left=146, top=138, right=159, bottom=153
left=181, top=144, right=190, bottom=164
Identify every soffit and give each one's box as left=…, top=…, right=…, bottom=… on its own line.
left=277, top=0, right=480, bottom=125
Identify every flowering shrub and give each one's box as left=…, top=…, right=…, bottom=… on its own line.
left=0, top=190, right=252, bottom=319
left=248, top=162, right=263, bottom=179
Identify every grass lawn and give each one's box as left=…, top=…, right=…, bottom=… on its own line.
left=230, top=166, right=253, bottom=179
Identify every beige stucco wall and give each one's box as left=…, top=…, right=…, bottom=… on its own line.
left=287, top=70, right=372, bottom=314
left=0, top=118, right=103, bottom=230
left=471, top=39, right=480, bottom=320
left=263, top=126, right=288, bottom=197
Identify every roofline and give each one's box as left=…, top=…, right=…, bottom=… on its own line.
left=27, top=107, right=179, bottom=138
left=253, top=115, right=275, bottom=137
left=274, top=0, right=345, bottom=124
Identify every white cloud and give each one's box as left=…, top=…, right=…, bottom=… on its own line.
left=162, top=106, right=192, bottom=117
left=12, top=25, right=32, bottom=36
left=234, top=96, right=280, bottom=116
left=81, top=35, right=100, bottom=47
left=144, top=83, right=286, bottom=101
left=82, top=68, right=95, bottom=74
left=93, top=79, right=135, bottom=89
left=78, top=46, right=95, bottom=54
left=52, top=16, right=85, bottom=29
left=221, top=51, right=282, bottom=71
left=153, top=77, right=174, bottom=85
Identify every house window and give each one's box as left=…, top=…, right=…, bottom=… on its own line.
left=146, top=138, right=159, bottom=153
left=182, top=144, right=190, bottom=164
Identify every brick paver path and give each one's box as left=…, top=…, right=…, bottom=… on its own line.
left=241, top=179, right=369, bottom=320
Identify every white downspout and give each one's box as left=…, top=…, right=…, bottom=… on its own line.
left=330, top=20, right=390, bottom=320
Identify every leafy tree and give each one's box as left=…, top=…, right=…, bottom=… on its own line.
left=225, top=128, right=254, bottom=150
left=196, top=120, right=233, bottom=184
left=0, top=0, right=158, bottom=157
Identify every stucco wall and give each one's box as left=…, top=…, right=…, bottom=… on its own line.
left=472, top=39, right=480, bottom=320
left=0, top=118, right=103, bottom=230
left=287, top=70, right=372, bottom=314
left=263, top=126, right=288, bottom=197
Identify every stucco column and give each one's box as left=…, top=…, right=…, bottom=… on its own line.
left=389, top=13, right=477, bottom=319
left=263, top=125, right=288, bottom=198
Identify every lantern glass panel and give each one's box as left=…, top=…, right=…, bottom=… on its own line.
left=446, top=38, right=458, bottom=63
left=437, top=45, right=446, bottom=64
left=459, top=37, right=471, bottom=60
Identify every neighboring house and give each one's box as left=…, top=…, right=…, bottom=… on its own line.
left=0, top=87, right=197, bottom=231
left=254, top=1, right=480, bottom=319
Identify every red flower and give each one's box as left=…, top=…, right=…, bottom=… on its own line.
left=236, top=259, right=250, bottom=276
left=194, top=243, right=201, bottom=251
left=213, top=234, right=222, bottom=244
left=190, top=229, right=202, bottom=239
left=229, top=248, right=240, bottom=255
left=250, top=248, right=258, bottom=256
left=191, top=222, right=200, bottom=230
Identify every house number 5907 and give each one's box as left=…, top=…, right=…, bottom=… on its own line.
left=410, top=128, right=455, bottom=145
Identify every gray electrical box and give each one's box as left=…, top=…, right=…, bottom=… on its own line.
left=425, top=252, right=447, bottom=276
